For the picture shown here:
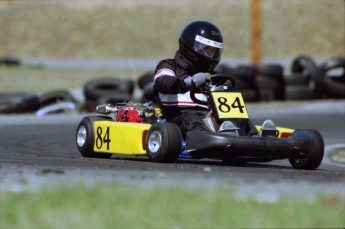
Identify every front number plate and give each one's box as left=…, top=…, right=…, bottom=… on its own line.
left=212, top=92, right=249, bottom=119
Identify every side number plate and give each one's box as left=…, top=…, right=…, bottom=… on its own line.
left=94, top=126, right=111, bottom=151
left=212, top=92, right=249, bottom=119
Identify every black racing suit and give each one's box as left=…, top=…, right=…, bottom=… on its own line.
left=153, top=50, right=257, bottom=138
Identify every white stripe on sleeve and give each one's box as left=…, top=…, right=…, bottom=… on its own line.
left=154, top=68, right=176, bottom=81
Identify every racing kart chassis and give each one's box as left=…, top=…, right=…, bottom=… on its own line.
left=185, top=129, right=324, bottom=161
left=76, top=73, right=324, bottom=170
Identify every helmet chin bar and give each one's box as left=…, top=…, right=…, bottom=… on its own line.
left=194, top=54, right=219, bottom=72
left=179, top=45, right=218, bottom=72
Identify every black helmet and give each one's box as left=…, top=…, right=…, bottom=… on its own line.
left=179, top=20, right=223, bottom=71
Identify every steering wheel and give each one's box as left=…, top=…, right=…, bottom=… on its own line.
left=190, top=73, right=237, bottom=105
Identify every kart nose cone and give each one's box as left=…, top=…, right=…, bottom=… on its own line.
left=77, top=125, right=87, bottom=147
left=148, top=131, right=162, bottom=153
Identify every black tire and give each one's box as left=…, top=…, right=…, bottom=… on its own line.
left=83, top=99, right=99, bottom=113
left=138, top=71, right=154, bottom=89
left=291, top=55, right=324, bottom=98
left=83, top=92, right=131, bottom=112
left=76, top=116, right=112, bottom=158
left=256, top=64, right=285, bottom=100
left=97, top=93, right=131, bottom=104
left=285, top=85, right=315, bottom=100
left=0, top=92, right=39, bottom=113
left=256, top=75, right=285, bottom=101
left=215, top=64, right=257, bottom=82
left=84, top=78, right=134, bottom=101
left=240, top=89, right=260, bottom=102
left=234, top=65, right=258, bottom=81
left=141, top=82, right=158, bottom=103
left=38, top=90, right=78, bottom=108
left=146, top=122, right=182, bottom=163
left=230, top=67, right=260, bottom=102
left=257, top=64, right=283, bottom=77
left=289, top=130, right=324, bottom=170
left=0, top=56, right=21, bottom=66
left=323, top=76, right=345, bottom=98
left=284, top=73, right=310, bottom=85
left=320, top=56, right=345, bottom=75
left=234, top=75, right=257, bottom=89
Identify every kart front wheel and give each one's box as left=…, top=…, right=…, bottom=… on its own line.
left=146, top=122, right=182, bottom=163
left=76, top=116, right=112, bottom=158
left=289, top=129, right=324, bottom=170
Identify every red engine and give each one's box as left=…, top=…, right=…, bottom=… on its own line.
left=116, top=108, right=142, bottom=123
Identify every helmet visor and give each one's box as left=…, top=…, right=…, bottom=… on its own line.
left=193, top=35, right=223, bottom=60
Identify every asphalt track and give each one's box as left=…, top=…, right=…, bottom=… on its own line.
left=0, top=100, right=345, bottom=201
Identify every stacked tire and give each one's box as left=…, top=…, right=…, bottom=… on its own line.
left=216, top=55, right=345, bottom=102
left=35, top=90, right=80, bottom=116
left=216, top=64, right=285, bottom=102
left=0, top=56, right=21, bottom=66
left=0, top=92, right=39, bottom=114
left=284, top=55, right=324, bottom=100
left=216, top=64, right=260, bottom=102
left=83, top=77, right=134, bottom=112
left=136, top=71, right=157, bottom=104
left=0, top=90, right=80, bottom=115
left=256, top=64, right=285, bottom=101
left=321, top=56, right=345, bottom=98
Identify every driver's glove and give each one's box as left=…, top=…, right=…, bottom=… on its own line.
left=190, top=72, right=211, bottom=87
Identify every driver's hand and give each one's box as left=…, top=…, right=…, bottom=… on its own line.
left=192, top=72, right=211, bottom=87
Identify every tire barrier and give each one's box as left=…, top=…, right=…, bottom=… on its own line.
left=213, top=55, right=345, bottom=102
left=1, top=55, right=343, bottom=115
left=287, top=55, right=324, bottom=99
left=36, top=90, right=81, bottom=115
left=321, top=56, right=345, bottom=98
left=215, top=64, right=260, bottom=102
left=84, top=77, right=134, bottom=101
left=83, top=77, right=134, bottom=112
left=0, top=92, right=39, bottom=114
left=38, top=90, right=79, bottom=108
left=137, top=71, right=154, bottom=90
left=0, top=56, right=21, bottom=66
left=141, top=82, right=158, bottom=103
left=256, top=64, right=285, bottom=101
left=136, top=72, right=159, bottom=104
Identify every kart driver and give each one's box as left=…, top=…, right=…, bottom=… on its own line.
left=153, top=20, right=259, bottom=138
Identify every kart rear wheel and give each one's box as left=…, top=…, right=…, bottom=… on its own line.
left=289, top=130, right=324, bottom=170
left=76, top=116, right=112, bottom=158
left=146, top=122, right=182, bottom=163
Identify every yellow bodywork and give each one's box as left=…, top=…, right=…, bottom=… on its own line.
left=93, top=121, right=151, bottom=156
left=91, top=120, right=295, bottom=156
left=256, top=126, right=295, bottom=138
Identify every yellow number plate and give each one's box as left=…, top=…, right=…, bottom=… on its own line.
left=212, top=92, right=249, bottom=119
left=93, top=121, right=151, bottom=155
left=94, top=123, right=112, bottom=152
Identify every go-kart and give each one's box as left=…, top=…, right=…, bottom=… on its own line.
left=76, top=74, right=324, bottom=170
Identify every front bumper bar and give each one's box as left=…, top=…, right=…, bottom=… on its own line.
left=185, top=130, right=315, bottom=160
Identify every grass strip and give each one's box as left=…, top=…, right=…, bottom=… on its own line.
left=0, top=67, right=146, bottom=93
left=0, top=184, right=344, bottom=228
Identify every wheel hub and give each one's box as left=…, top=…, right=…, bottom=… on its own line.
left=77, top=125, right=87, bottom=147
left=148, top=131, right=162, bottom=153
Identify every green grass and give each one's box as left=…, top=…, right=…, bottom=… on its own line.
left=0, top=0, right=343, bottom=59
left=0, top=66, right=146, bottom=93
left=0, top=184, right=344, bottom=228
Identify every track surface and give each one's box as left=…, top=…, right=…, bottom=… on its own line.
left=1, top=100, right=345, bottom=200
